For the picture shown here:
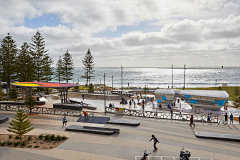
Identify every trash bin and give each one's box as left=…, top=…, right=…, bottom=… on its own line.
left=115, top=107, right=124, bottom=116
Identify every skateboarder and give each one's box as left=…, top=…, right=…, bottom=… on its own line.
left=189, top=115, right=195, bottom=127
left=149, top=135, right=159, bottom=152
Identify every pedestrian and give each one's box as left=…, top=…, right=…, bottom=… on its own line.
left=137, top=96, right=140, bottom=103
left=149, top=135, right=159, bottom=151
left=170, top=108, right=173, bottom=119
left=134, top=101, right=136, bottom=108
left=83, top=111, right=89, bottom=120
left=129, top=100, right=132, bottom=108
left=142, top=100, right=145, bottom=111
left=207, top=114, right=211, bottom=122
left=225, top=113, right=228, bottom=124
left=179, top=107, right=182, bottom=117
left=189, top=115, right=195, bottom=127
left=239, top=115, right=240, bottom=124
left=230, top=113, right=233, bottom=124
left=177, top=98, right=180, bottom=103
left=153, top=102, right=155, bottom=108
left=62, top=116, right=67, bottom=127
left=82, top=94, right=84, bottom=100
left=159, top=103, right=162, bottom=108
left=112, top=103, right=115, bottom=108
left=109, top=103, right=112, bottom=107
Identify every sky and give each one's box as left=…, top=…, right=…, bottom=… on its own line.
left=0, top=0, right=240, bottom=68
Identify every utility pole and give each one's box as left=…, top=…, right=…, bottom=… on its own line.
left=104, top=73, right=106, bottom=115
left=172, top=64, right=173, bottom=88
left=112, top=75, right=113, bottom=91
left=184, top=64, right=186, bottom=89
left=121, top=65, right=123, bottom=99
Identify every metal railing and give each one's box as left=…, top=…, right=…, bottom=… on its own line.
left=0, top=104, right=94, bottom=117
left=106, top=107, right=219, bottom=123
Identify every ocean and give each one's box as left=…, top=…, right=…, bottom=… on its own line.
left=64, top=67, right=240, bottom=89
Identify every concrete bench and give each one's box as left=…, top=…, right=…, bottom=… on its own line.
left=0, top=115, right=9, bottom=123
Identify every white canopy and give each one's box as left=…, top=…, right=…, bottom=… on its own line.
left=179, top=90, right=229, bottom=99
left=154, top=89, right=175, bottom=95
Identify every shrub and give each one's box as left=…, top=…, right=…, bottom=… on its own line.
left=56, top=135, right=62, bottom=141
left=21, top=141, right=26, bottom=146
left=44, top=135, right=50, bottom=141
left=62, top=136, right=67, bottom=140
left=34, top=145, right=39, bottom=148
left=50, top=134, right=55, bottom=141
left=39, top=134, right=43, bottom=139
left=15, top=136, right=20, bottom=139
left=28, top=136, right=32, bottom=140
left=7, top=141, right=12, bottom=145
left=9, top=135, right=12, bottom=139
left=14, top=142, right=20, bottom=147
left=1, top=142, right=5, bottom=146
left=28, top=145, right=32, bottom=148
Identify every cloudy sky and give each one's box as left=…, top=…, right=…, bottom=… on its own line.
left=1, top=0, right=240, bottom=67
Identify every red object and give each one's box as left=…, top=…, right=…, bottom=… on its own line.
left=222, top=66, right=223, bottom=68
left=83, top=111, right=88, bottom=115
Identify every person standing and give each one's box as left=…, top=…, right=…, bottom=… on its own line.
left=170, top=108, right=173, bottom=119
left=82, top=94, right=84, bottom=100
left=239, top=115, right=240, bottom=124
left=207, top=114, right=211, bottom=122
left=230, top=113, right=233, bottom=124
left=129, top=100, right=132, bottom=108
left=62, top=116, right=67, bottom=127
left=150, top=135, right=159, bottom=151
left=134, top=101, right=136, bottom=108
left=189, top=115, right=195, bottom=127
left=225, top=113, right=228, bottom=124
left=142, top=100, right=145, bottom=111
left=83, top=111, right=89, bottom=120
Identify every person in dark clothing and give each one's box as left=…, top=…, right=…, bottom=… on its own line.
left=109, top=103, right=112, bottom=107
left=170, top=108, right=173, bottom=119
left=142, top=100, right=145, bottom=111
left=225, top=113, right=228, bottom=124
left=230, top=113, right=233, bottom=124
left=239, top=115, right=240, bottom=124
left=150, top=135, right=159, bottom=151
left=189, top=115, right=195, bottom=127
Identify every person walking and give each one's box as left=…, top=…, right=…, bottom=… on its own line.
left=134, top=101, right=136, bottom=108
left=239, top=115, right=240, bottom=124
left=82, top=94, right=84, bottom=100
left=230, top=113, right=233, bottom=124
left=170, top=108, right=173, bottom=119
left=207, top=114, right=211, bottom=122
left=189, top=115, right=195, bottom=127
left=225, top=113, right=228, bottom=124
left=129, top=100, right=132, bottom=108
left=142, top=100, right=145, bottom=111
left=150, top=135, right=159, bottom=151
left=62, top=116, right=67, bottom=127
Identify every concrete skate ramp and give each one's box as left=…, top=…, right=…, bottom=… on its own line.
left=0, top=115, right=9, bottom=123
left=108, top=119, right=140, bottom=126
left=77, top=116, right=110, bottom=124
left=195, top=132, right=240, bottom=142
left=66, top=125, right=117, bottom=135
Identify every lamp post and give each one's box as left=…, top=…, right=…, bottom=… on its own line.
left=112, top=75, right=113, bottom=91
left=184, top=64, right=186, bottom=89
left=104, top=73, right=106, bottom=115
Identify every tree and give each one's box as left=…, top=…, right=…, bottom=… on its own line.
left=29, top=31, right=53, bottom=82
left=55, top=56, right=64, bottom=83
left=7, top=110, right=34, bottom=137
left=24, top=95, right=37, bottom=115
left=16, top=42, right=35, bottom=82
left=231, top=87, right=240, bottom=108
left=143, top=85, right=149, bottom=98
left=62, top=50, right=74, bottom=83
left=82, top=49, right=95, bottom=86
left=9, top=88, right=18, bottom=99
left=0, top=33, right=18, bottom=97
left=88, top=83, right=94, bottom=93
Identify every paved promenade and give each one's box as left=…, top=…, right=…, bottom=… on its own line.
left=0, top=111, right=240, bottom=160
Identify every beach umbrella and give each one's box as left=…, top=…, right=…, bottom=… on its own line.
left=157, top=99, right=161, bottom=103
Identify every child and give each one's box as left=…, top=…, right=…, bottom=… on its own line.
left=62, top=116, right=67, bottom=127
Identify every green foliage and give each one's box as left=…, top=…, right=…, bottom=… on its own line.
left=16, top=42, right=35, bottom=82
left=143, top=85, right=149, bottom=95
left=28, top=145, right=32, bottom=148
left=39, top=134, right=43, bottom=139
left=14, top=142, right=20, bottom=147
left=56, top=135, right=62, bottom=141
left=9, top=88, right=18, bottom=99
left=55, top=56, right=65, bottom=83
left=82, top=49, right=95, bottom=85
left=62, top=136, right=67, bottom=140
left=34, top=145, right=39, bottom=148
left=44, top=135, right=50, bottom=141
left=7, top=141, right=12, bottom=145
left=1, top=142, right=5, bottom=146
left=28, top=136, right=32, bottom=140
left=9, top=135, right=12, bottom=139
left=88, top=83, right=94, bottom=93
left=0, top=86, right=5, bottom=100
left=62, top=50, right=74, bottom=83
left=29, top=31, right=53, bottom=82
left=21, top=141, right=26, bottom=146
left=50, top=134, right=55, bottom=141
left=15, top=135, right=20, bottom=139
left=0, top=33, right=18, bottom=95
left=233, top=87, right=239, bottom=96
left=7, top=110, right=34, bottom=136
left=24, top=95, right=36, bottom=115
